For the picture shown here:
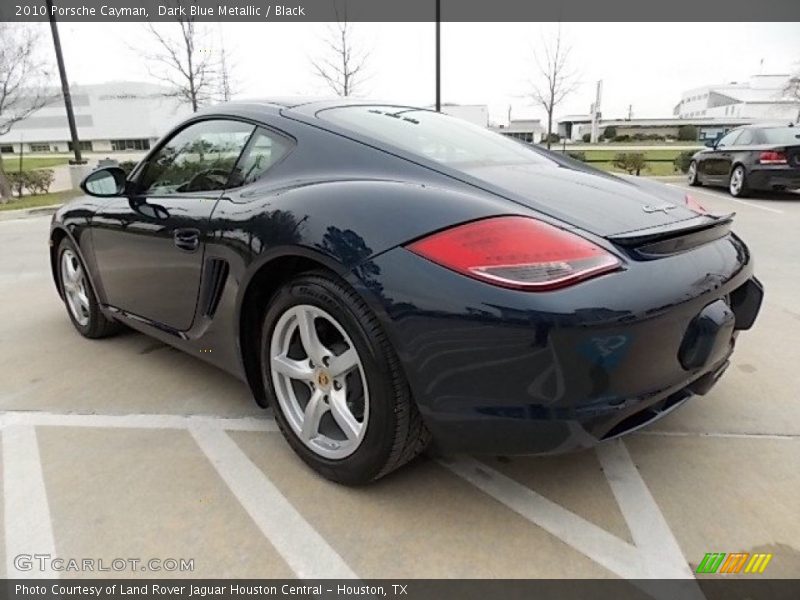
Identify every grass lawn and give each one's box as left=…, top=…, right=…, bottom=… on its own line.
left=0, top=156, right=71, bottom=171
left=591, top=161, right=682, bottom=177
left=579, top=148, right=696, bottom=161
left=0, top=189, right=81, bottom=212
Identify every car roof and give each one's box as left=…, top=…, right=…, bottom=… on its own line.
left=735, top=122, right=797, bottom=130
left=194, top=97, right=430, bottom=121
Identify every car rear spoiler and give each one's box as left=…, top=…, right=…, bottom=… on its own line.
left=608, top=213, right=735, bottom=257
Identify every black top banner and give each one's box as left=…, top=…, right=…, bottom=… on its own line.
left=1, top=0, right=800, bottom=22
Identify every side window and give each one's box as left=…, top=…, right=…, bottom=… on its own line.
left=717, top=130, right=741, bottom=148
left=228, top=128, right=292, bottom=187
left=735, top=129, right=755, bottom=145
left=139, top=120, right=254, bottom=195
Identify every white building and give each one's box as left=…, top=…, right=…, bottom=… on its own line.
left=491, top=119, right=544, bottom=144
left=674, top=74, right=799, bottom=122
left=0, top=81, right=192, bottom=155
left=438, top=104, right=489, bottom=127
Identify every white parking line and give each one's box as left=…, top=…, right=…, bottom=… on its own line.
left=2, top=424, right=57, bottom=578
left=0, top=411, right=277, bottom=432
left=671, top=184, right=785, bottom=214
left=596, top=440, right=696, bottom=579
left=189, top=425, right=357, bottom=579
left=440, top=455, right=645, bottom=579
left=635, top=429, right=798, bottom=440
left=443, top=445, right=706, bottom=600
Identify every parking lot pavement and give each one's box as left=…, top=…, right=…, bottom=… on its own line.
left=1, top=190, right=799, bottom=583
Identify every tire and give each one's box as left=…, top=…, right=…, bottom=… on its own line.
left=57, top=238, right=120, bottom=339
left=260, top=271, right=430, bottom=484
left=687, top=161, right=702, bottom=186
left=728, top=165, right=750, bottom=198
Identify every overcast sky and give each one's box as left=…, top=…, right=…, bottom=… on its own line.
left=39, top=21, right=800, bottom=124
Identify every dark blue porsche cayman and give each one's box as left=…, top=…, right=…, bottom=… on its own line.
left=50, top=99, right=763, bottom=483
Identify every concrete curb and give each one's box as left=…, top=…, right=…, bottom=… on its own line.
left=0, top=203, right=63, bottom=221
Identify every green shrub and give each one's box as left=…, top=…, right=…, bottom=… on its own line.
left=26, top=169, right=54, bottom=194
left=7, top=171, right=29, bottom=196
left=566, top=151, right=586, bottom=162
left=582, top=133, right=591, bottom=143
left=546, top=133, right=560, bottom=143
left=118, top=160, right=139, bottom=175
left=612, top=152, right=647, bottom=175
left=677, top=124, right=698, bottom=141
left=613, top=134, right=631, bottom=142
left=603, top=125, right=617, bottom=139
left=673, top=151, right=695, bottom=173
left=6, top=169, right=55, bottom=196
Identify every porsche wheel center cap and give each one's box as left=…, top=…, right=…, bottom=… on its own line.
left=315, top=369, right=332, bottom=390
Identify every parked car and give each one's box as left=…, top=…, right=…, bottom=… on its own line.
left=50, top=99, right=763, bottom=483
left=688, top=124, right=800, bottom=197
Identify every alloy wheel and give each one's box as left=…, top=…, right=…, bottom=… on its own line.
left=687, top=161, right=697, bottom=184
left=61, top=249, right=90, bottom=326
left=269, top=304, right=369, bottom=459
left=729, top=167, right=744, bottom=196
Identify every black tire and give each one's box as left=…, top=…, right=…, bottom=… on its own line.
left=687, top=161, right=702, bottom=186
left=57, top=238, right=120, bottom=339
left=728, top=165, right=750, bottom=198
left=260, top=271, right=430, bottom=484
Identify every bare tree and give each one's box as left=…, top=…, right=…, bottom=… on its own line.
left=0, top=24, right=51, bottom=202
left=311, top=5, right=369, bottom=97
left=142, top=10, right=217, bottom=112
left=529, top=28, right=579, bottom=149
left=783, top=63, right=800, bottom=123
left=217, top=34, right=236, bottom=102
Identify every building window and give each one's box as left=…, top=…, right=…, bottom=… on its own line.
left=110, top=139, right=151, bottom=151
left=0, top=145, right=14, bottom=154
left=29, top=144, right=51, bottom=153
left=68, top=141, right=93, bottom=152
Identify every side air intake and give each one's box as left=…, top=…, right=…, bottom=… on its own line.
left=200, top=259, right=229, bottom=318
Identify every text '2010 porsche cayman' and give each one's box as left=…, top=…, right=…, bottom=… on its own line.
left=50, top=99, right=763, bottom=484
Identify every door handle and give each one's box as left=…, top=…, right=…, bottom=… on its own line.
left=173, top=228, right=200, bottom=252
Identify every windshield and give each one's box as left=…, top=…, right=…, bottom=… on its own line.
left=318, top=105, right=556, bottom=168
left=761, top=127, right=800, bottom=145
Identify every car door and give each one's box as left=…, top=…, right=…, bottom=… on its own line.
left=704, top=129, right=741, bottom=182
left=91, top=119, right=255, bottom=331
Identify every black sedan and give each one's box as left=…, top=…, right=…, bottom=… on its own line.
left=688, top=124, right=800, bottom=197
left=50, top=99, right=763, bottom=484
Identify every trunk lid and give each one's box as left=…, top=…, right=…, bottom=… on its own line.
left=458, top=162, right=700, bottom=237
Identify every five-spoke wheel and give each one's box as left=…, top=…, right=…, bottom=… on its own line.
left=56, top=238, right=120, bottom=339
left=61, top=249, right=91, bottom=326
left=261, top=271, right=430, bottom=484
left=269, top=304, right=368, bottom=459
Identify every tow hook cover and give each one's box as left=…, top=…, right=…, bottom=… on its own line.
left=679, top=299, right=736, bottom=370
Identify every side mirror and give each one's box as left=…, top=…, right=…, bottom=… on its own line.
left=704, top=139, right=717, bottom=149
left=80, top=166, right=127, bottom=197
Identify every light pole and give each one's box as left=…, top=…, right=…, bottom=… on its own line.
left=46, top=0, right=85, bottom=165
left=435, top=0, right=441, bottom=112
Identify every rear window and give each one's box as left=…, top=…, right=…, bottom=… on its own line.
left=318, top=105, right=555, bottom=168
left=761, top=127, right=800, bottom=145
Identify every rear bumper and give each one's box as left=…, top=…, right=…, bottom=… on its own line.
left=747, top=165, right=800, bottom=190
left=355, top=235, right=763, bottom=455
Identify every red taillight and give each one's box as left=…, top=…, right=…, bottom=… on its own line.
left=684, top=194, right=708, bottom=214
left=758, top=150, right=787, bottom=165
left=407, top=216, right=621, bottom=291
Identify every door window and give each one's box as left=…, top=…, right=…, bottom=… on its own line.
left=735, top=129, right=755, bottom=145
left=228, top=128, right=292, bottom=187
left=716, top=130, right=741, bottom=148
left=139, top=120, right=254, bottom=195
